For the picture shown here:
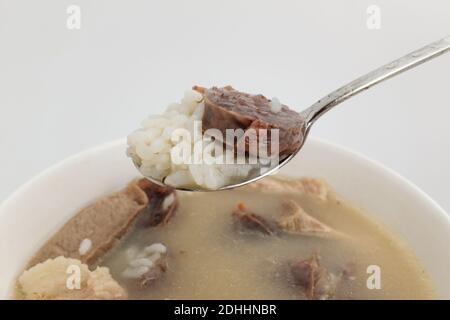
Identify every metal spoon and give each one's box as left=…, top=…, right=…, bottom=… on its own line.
left=144, top=36, right=450, bottom=191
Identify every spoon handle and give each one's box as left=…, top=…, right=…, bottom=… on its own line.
left=301, top=36, right=450, bottom=129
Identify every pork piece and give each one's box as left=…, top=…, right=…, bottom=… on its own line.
left=232, top=203, right=275, bottom=236
left=242, top=176, right=330, bottom=201
left=18, top=256, right=126, bottom=300
left=140, top=255, right=168, bottom=289
left=290, top=254, right=339, bottom=300
left=278, top=200, right=334, bottom=237
left=137, top=179, right=178, bottom=227
left=28, top=179, right=178, bottom=268
left=194, top=86, right=305, bottom=157
left=27, top=180, right=149, bottom=268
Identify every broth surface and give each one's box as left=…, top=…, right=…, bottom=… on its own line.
left=100, top=179, right=435, bottom=300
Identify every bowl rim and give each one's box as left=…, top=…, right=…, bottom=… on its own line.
left=310, top=138, right=449, bottom=219
left=1, top=137, right=448, bottom=220
left=1, top=137, right=450, bottom=299
left=0, top=139, right=125, bottom=210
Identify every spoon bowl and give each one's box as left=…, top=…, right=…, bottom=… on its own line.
left=140, top=36, right=450, bottom=191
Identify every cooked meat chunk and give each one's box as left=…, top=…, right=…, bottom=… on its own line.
left=243, top=177, right=330, bottom=201
left=232, top=200, right=338, bottom=238
left=27, top=180, right=149, bottom=267
left=194, top=86, right=305, bottom=157
left=232, top=203, right=275, bottom=236
left=278, top=200, right=334, bottom=237
left=27, top=179, right=178, bottom=268
left=137, top=179, right=178, bottom=227
left=18, top=256, right=126, bottom=300
left=290, top=254, right=339, bottom=300
left=140, top=255, right=168, bottom=289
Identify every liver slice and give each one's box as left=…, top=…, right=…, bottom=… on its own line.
left=27, top=179, right=177, bottom=268
left=195, top=86, right=305, bottom=157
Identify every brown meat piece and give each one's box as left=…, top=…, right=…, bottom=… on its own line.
left=278, top=200, right=334, bottom=237
left=242, top=177, right=330, bottom=201
left=139, top=255, right=168, bottom=289
left=137, top=179, right=178, bottom=227
left=194, top=86, right=305, bottom=157
left=290, top=254, right=339, bottom=300
left=232, top=203, right=275, bottom=236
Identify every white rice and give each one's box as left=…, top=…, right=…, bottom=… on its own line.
left=127, top=89, right=256, bottom=190
left=122, top=266, right=150, bottom=279
left=78, top=238, right=92, bottom=256
left=162, top=194, right=175, bottom=211
left=121, top=243, right=167, bottom=280
left=269, top=97, right=282, bottom=113
left=148, top=252, right=162, bottom=263
left=144, top=243, right=167, bottom=254
left=129, top=258, right=154, bottom=268
left=145, top=243, right=167, bottom=254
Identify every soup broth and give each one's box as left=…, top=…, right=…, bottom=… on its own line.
left=98, top=178, right=435, bottom=300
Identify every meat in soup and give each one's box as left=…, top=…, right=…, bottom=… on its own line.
left=15, top=177, right=435, bottom=300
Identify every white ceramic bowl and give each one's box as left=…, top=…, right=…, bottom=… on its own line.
left=1, top=138, right=449, bottom=299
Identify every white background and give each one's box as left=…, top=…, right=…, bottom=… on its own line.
left=0, top=1, right=449, bottom=210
